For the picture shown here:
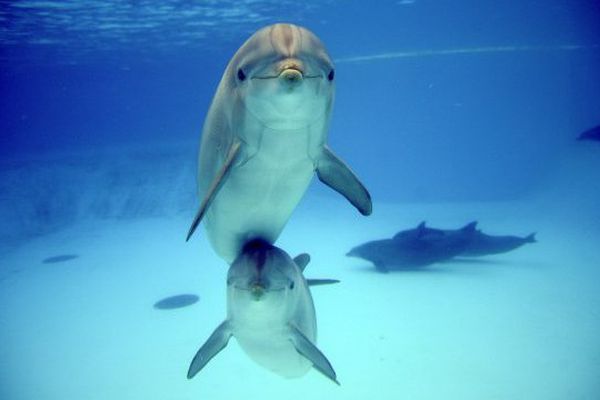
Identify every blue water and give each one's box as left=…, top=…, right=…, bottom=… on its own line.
left=1, top=1, right=599, bottom=399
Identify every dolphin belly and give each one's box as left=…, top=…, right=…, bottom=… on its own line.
left=235, top=330, right=313, bottom=378
left=205, top=152, right=314, bottom=263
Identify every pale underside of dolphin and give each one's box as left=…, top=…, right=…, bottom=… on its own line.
left=187, top=240, right=340, bottom=384
left=186, top=23, right=372, bottom=263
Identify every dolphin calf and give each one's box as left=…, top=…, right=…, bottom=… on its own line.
left=186, top=23, right=372, bottom=262
left=347, top=222, right=477, bottom=271
left=577, top=125, right=600, bottom=142
left=187, top=239, right=339, bottom=384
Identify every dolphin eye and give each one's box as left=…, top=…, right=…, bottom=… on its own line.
left=289, top=281, right=295, bottom=290
left=327, top=69, right=335, bottom=81
left=237, top=68, right=246, bottom=81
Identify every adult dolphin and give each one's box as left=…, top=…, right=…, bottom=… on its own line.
left=186, top=23, right=372, bottom=263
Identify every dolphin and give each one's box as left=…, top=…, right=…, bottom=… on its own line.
left=187, top=239, right=339, bottom=384
left=577, top=125, right=600, bottom=142
left=347, top=222, right=477, bottom=272
left=461, top=231, right=536, bottom=257
left=409, top=221, right=537, bottom=257
left=186, top=23, right=372, bottom=262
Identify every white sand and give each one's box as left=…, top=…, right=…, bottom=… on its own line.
left=1, top=178, right=599, bottom=400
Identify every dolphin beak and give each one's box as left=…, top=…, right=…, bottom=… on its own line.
left=250, top=282, right=265, bottom=300
left=279, top=68, right=303, bottom=85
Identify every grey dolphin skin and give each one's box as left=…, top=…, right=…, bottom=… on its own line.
left=462, top=231, right=536, bottom=256
left=187, top=239, right=339, bottom=384
left=414, top=221, right=537, bottom=257
left=347, top=221, right=537, bottom=271
left=186, top=23, right=372, bottom=263
left=347, top=222, right=477, bottom=272
left=577, top=125, right=600, bottom=142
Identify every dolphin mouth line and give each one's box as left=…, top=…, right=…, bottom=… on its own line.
left=234, top=285, right=286, bottom=292
left=251, top=73, right=322, bottom=80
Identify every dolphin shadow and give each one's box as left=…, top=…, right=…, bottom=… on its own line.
left=351, top=263, right=454, bottom=274
left=42, top=254, right=79, bottom=264
left=441, top=257, right=510, bottom=266
left=443, top=256, right=546, bottom=271
left=153, top=294, right=199, bottom=310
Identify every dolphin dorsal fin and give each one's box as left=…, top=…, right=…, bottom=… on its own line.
left=415, top=221, right=428, bottom=238
left=393, top=221, right=426, bottom=240
left=461, top=221, right=478, bottom=232
left=293, top=253, right=311, bottom=271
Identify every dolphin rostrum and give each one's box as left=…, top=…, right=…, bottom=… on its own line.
left=187, top=239, right=339, bottom=384
left=186, top=23, right=371, bottom=262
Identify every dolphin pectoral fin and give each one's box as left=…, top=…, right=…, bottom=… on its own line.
left=293, top=253, right=311, bottom=271
left=316, top=146, right=372, bottom=216
left=307, top=278, right=340, bottom=286
left=187, top=320, right=232, bottom=379
left=289, top=324, right=339, bottom=385
left=186, top=140, right=242, bottom=242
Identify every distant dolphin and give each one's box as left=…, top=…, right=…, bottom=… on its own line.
left=186, top=23, right=372, bottom=263
left=461, top=231, right=536, bottom=257
left=577, top=125, right=600, bottom=142
left=414, top=221, right=536, bottom=257
left=347, top=222, right=477, bottom=272
left=402, top=222, right=536, bottom=257
left=187, top=239, right=339, bottom=384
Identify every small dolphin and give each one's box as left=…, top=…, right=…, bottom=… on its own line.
left=347, top=222, right=477, bottom=272
left=186, top=23, right=371, bottom=262
left=462, top=231, right=536, bottom=257
left=577, top=125, right=600, bottom=142
left=187, top=239, right=339, bottom=384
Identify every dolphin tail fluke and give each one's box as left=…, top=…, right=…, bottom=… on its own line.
left=307, top=278, right=340, bottom=286
left=186, top=140, right=242, bottom=242
left=187, top=320, right=232, bottom=379
left=316, top=146, right=372, bottom=216
left=293, top=253, right=311, bottom=271
left=289, top=324, right=339, bottom=385
left=525, top=233, right=537, bottom=243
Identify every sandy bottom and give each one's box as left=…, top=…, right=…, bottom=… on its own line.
left=1, top=192, right=599, bottom=400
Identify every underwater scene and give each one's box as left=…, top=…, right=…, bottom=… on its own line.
left=1, top=1, right=599, bottom=399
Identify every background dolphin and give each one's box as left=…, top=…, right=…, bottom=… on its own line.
left=411, top=221, right=537, bottom=257
left=462, top=231, right=536, bottom=256
left=187, top=239, right=339, bottom=384
left=347, top=222, right=477, bottom=271
left=577, top=125, right=600, bottom=142
left=186, top=23, right=371, bottom=263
